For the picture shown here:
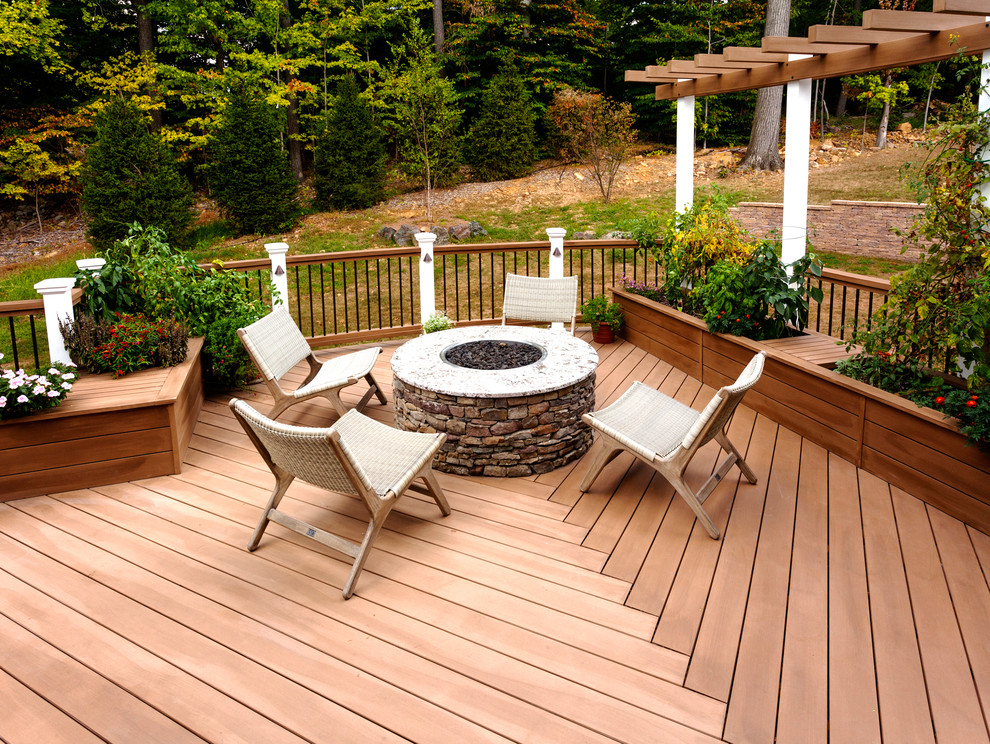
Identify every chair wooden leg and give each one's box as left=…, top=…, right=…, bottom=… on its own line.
left=579, top=443, right=623, bottom=492
left=342, top=517, right=387, bottom=599
left=325, top=390, right=349, bottom=418
left=421, top=467, right=451, bottom=516
left=667, top=471, right=721, bottom=540
left=715, top=431, right=757, bottom=484
left=248, top=476, right=294, bottom=551
left=365, top=371, right=388, bottom=405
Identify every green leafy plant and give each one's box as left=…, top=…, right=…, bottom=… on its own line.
left=0, top=354, right=76, bottom=420
left=203, top=310, right=259, bottom=390
left=61, top=312, right=188, bottom=378
left=700, top=241, right=824, bottom=340
left=644, top=191, right=753, bottom=307
left=422, top=310, right=454, bottom=334
left=580, top=294, right=623, bottom=332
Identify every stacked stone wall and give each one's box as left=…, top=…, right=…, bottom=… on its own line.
left=393, top=375, right=595, bottom=476
left=730, top=200, right=925, bottom=262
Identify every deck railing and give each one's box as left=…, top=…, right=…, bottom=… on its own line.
left=1, top=239, right=891, bottom=366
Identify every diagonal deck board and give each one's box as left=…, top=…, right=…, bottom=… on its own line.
left=2, top=336, right=988, bottom=743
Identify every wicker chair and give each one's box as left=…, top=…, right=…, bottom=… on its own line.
left=579, top=351, right=766, bottom=539
left=231, top=399, right=451, bottom=598
left=501, top=273, right=579, bottom=334
left=238, top=309, right=386, bottom=420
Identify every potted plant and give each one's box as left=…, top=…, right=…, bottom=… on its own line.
left=422, top=310, right=454, bottom=334
left=580, top=295, right=623, bottom=343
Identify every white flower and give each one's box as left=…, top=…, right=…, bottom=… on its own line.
left=2, top=369, right=13, bottom=379
left=33, top=385, right=46, bottom=395
left=48, top=368, right=59, bottom=375
left=16, top=394, right=29, bottom=404
left=62, top=372, right=75, bottom=380
left=61, top=382, right=72, bottom=390
left=8, top=378, right=22, bottom=390
left=47, top=390, right=60, bottom=398
left=0, top=396, right=5, bottom=407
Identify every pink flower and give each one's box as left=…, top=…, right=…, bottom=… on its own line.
left=62, top=382, right=72, bottom=390
left=0, top=396, right=6, bottom=407
left=47, top=390, right=60, bottom=398
left=16, top=394, right=29, bottom=404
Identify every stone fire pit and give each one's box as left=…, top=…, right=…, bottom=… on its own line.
left=391, top=325, right=598, bottom=476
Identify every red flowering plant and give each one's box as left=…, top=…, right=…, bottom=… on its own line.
left=61, top=312, right=187, bottom=378
left=0, top=353, right=76, bottom=420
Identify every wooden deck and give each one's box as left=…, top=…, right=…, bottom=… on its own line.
left=2, top=335, right=988, bottom=744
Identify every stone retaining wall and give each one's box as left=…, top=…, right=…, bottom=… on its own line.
left=730, top=200, right=925, bottom=261
left=392, top=375, right=595, bottom=476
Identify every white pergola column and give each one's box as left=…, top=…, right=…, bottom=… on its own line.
left=415, top=232, right=437, bottom=323
left=546, top=227, right=567, bottom=330
left=781, top=55, right=813, bottom=268
left=265, top=242, right=289, bottom=309
left=34, top=278, right=76, bottom=365
left=676, top=85, right=695, bottom=213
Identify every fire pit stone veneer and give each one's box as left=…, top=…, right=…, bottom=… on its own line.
left=391, top=326, right=598, bottom=476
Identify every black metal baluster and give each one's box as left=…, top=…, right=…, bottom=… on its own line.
left=319, top=266, right=327, bottom=336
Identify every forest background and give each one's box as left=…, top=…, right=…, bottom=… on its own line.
left=0, top=0, right=979, bottom=245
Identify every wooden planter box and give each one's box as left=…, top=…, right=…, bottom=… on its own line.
left=614, top=287, right=990, bottom=534
left=0, top=337, right=205, bottom=501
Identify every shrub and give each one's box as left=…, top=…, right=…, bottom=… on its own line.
left=209, top=86, right=298, bottom=235
left=80, top=98, right=193, bottom=249
left=203, top=310, right=259, bottom=390
left=0, top=354, right=76, bottom=420
left=422, top=310, right=454, bottom=333
left=313, top=76, right=386, bottom=211
left=61, top=313, right=188, bottom=377
left=467, top=62, right=538, bottom=182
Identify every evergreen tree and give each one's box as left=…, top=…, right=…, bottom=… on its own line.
left=80, top=98, right=193, bottom=248
left=467, top=62, right=537, bottom=182
left=313, top=76, right=386, bottom=211
left=209, top=86, right=298, bottom=235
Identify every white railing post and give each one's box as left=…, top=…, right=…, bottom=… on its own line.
left=781, top=55, right=813, bottom=269
left=76, top=258, right=106, bottom=273
left=265, top=242, right=289, bottom=309
left=415, top=232, right=437, bottom=324
left=676, top=86, right=696, bottom=214
left=34, top=278, right=76, bottom=365
left=546, top=228, right=566, bottom=279
left=546, top=228, right=567, bottom=331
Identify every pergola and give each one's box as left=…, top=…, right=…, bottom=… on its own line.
left=625, top=0, right=990, bottom=266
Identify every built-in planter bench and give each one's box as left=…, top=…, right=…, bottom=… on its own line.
left=0, top=337, right=205, bottom=501
left=614, top=287, right=990, bottom=535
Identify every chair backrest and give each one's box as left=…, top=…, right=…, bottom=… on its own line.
left=681, top=351, right=766, bottom=451
left=501, top=273, right=578, bottom=329
left=231, top=398, right=372, bottom=497
left=238, top=309, right=312, bottom=383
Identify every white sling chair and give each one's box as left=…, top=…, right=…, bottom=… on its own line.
left=579, top=351, right=766, bottom=539
left=231, top=398, right=450, bottom=598
left=501, top=273, right=579, bottom=334
left=238, top=308, right=386, bottom=420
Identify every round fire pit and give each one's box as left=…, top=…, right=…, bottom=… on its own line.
left=391, top=326, right=598, bottom=476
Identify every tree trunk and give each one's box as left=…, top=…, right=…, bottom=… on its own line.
left=432, top=0, right=444, bottom=54
left=738, top=0, right=790, bottom=171
left=875, top=70, right=894, bottom=149
left=136, top=1, right=162, bottom=131
left=739, top=86, right=784, bottom=171
left=280, top=3, right=304, bottom=182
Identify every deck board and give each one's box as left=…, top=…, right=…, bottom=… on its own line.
left=2, top=336, right=987, bottom=743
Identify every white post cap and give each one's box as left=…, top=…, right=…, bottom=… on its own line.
left=76, top=258, right=106, bottom=272
left=546, top=228, right=567, bottom=239
left=265, top=242, right=289, bottom=255
left=34, top=277, right=77, bottom=295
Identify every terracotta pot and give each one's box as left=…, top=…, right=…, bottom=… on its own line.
left=592, top=326, right=614, bottom=344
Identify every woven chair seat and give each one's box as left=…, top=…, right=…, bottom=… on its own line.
left=585, top=382, right=700, bottom=461
left=237, top=309, right=386, bottom=420
left=579, top=352, right=766, bottom=540
left=294, top=347, right=380, bottom=400
left=232, top=399, right=450, bottom=599
left=501, top=273, right=578, bottom=333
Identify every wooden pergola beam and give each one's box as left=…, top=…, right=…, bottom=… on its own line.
left=807, top=25, right=925, bottom=44
left=761, top=37, right=867, bottom=54
left=863, top=9, right=982, bottom=31
left=694, top=53, right=778, bottom=69
left=669, top=60, right=748, bottom=75
left=653, top=20, right=990, bottom=100
left=934, top=0, right=990, bottom=13
left=722, top=47, right=790, bottom=63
